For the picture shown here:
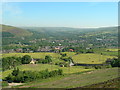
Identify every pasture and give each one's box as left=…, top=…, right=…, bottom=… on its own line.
left=72, top=53, right=116, bottom=64
left=106, top=48, right=118, bottom=52
left=2, top=52, right=60, bottom=59
left=61, top=52, right=76, bottom=57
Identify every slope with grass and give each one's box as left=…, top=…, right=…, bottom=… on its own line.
left=82, top=77, right=120, bottom=88
left=1, top=24, right=32, bottom=37
left=14, top=67, right=118, bottom=88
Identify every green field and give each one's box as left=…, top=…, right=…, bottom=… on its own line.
left=72, top=53, right=116, bottom=64
left=2, top=52, right=60, bottom=59
left=2, top=52, right=116, bottom=64
left=14, top=67, right=118, bottom=88
left=2, top=64, right=93, bottom=79
left=61, top=52, right=76, bottom=57
left=102, top=51, right=118, bottom=56
left=1, top=52, right=117, bottom=82
left=106, top=48, right=118, bottom=52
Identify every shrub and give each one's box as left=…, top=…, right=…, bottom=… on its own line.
left=85, top=66, right=89, bottom=69
left=2, top=81, right=9, bottom=87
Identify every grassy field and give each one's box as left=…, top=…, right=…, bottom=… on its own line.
left=14, top=67, right=118, bottom=88
left=61, top=52, right=76, bottom=57
left=2, top=52, right=61, bottom=59
left=93, top=48, right=118, bottom=56
left=72, top=53, right=116, bottom=64
left=102, top=51, right=118, bottom=56
left=106, top=48, right=118, bottom=52
left=2, top=64, right=93, bottom=79
left=2, top=52, right=116, bottom=64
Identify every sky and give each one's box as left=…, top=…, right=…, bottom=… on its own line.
left=2, top=2, right=118, bottom=28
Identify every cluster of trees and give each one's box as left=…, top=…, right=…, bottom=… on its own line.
left=60, top=53, right=67, bottom=57
left=2, top=57, right=22, bottom=71
left=110, top=58, right=120, bottom=67
left=57, top=56, right=74, bottom=67
left=4, top=68, right=63, bottom=83
left=2, top=55, right=32, bottom=71
left=60, top=56, right=73, bottom=62
left=38, top=55, right=52, bottom=64
left=106, top=58, right=120, bottom=67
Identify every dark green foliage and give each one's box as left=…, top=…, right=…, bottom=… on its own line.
left=12, top=68, right=19, bottom=76
left=86, top=49, right=94, bottom=53
left=2, top=56, right=22, bottom=71
left=2, top=55, right=32, bottom=71
left=61, top=53, right=67, bottom=57
left=21, top=55, right=32, bottom=64
left=111, top=58, right=120, bottom=67
left=4, top=68, right=63, bottom=83
left=94, top=66, right=101, bottom=69
left=38, top=55, right=52, bottom=64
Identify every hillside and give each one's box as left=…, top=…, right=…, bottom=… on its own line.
left=82, top=77, right=120, bottom=88
left=13, top=67, right=118, bottom=88
left=1, top=24, right=32, bottom=37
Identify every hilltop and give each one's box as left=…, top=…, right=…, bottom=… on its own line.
left=1, top=24, right=32, bottom=37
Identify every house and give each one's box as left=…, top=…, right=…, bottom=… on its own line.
left=15, top=48, right=23, bottom=52
left=30, top=58, right=36, bottom=64
left=69, top=49, right=74, bottom=52
left=69, top=62, right=74, bottom=67
left=55, top=47, right=60, bottom=50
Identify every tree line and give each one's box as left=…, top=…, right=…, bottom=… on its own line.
left=4, top=68, right=63, bottom=83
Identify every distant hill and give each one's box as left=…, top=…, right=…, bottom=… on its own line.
left=1, top=24, right=32, bottom=37
left=23, top=26, right=118, bottom=35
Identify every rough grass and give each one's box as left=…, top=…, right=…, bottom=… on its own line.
left=72, top=53, right=116, bottom=64
left=82, top=77, right=120, bottom=88
left=2, top=24, right=32, bottom=37
left=14, top=67, right=118, bottom=88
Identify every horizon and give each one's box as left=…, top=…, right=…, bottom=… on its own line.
left=2, top=2, right=118, bottom=28
left=2, top=24, right=118, bottom=29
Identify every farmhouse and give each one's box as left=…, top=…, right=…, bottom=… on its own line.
left=30, top=58, right=36, bottom=64
left=69, top=62, right=74, bottom=67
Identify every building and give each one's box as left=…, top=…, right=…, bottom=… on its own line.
left=30, top=58, right=36, bottom=64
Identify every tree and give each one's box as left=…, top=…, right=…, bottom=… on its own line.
left=62, top=53, right=67, bottom=57
left=21, top=55, right=32, bottom=64
left=45, top=55, right=52, bottom=63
